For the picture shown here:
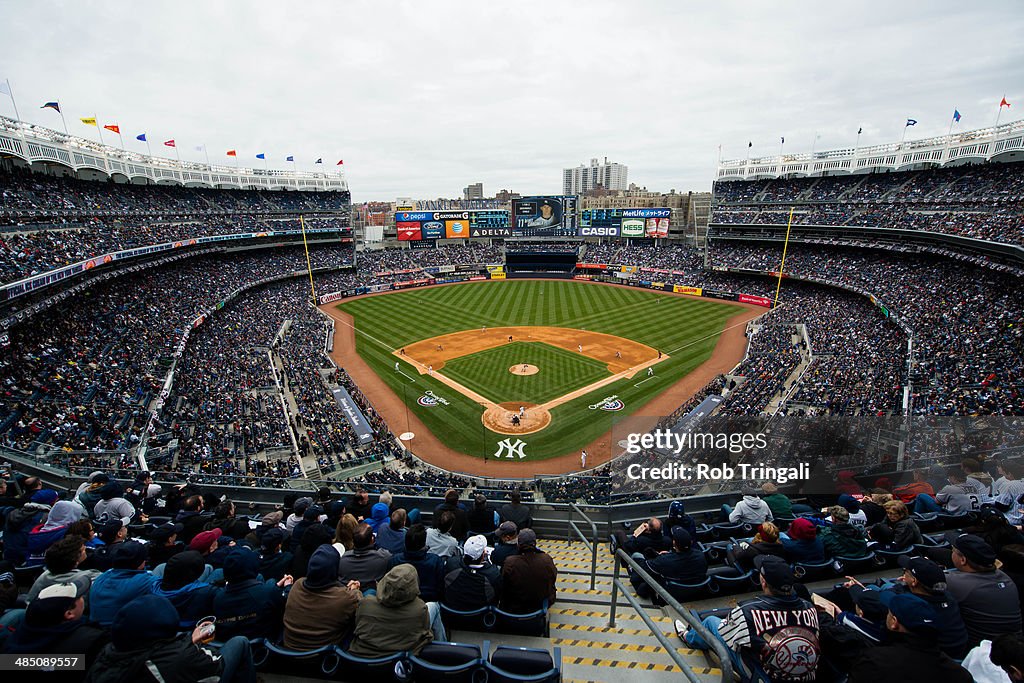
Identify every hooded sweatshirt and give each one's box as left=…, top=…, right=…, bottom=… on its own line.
left=820, top=522, right=869, bottom=558
left=728, top=495, right=774, bottom=525
left=367, top=502, right=390, bottom=533
left=3, top=501, right=52, bottom=564
left=348, top=563, right=433, bottom=657
left=25, top=501, right=88, bottom=565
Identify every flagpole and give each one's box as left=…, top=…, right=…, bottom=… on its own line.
left=203, top=145, right=211, bottom=169
left=854, top=128, right=862, bottom=157
left=145, top=139, right=152, bottom=158
left=4, top=80, right=22, bottom=122
left=116, top=129, right=125, bottom=150
left=810, top=131, right=819, bottom=156
left=57, top=105, right=69, bottom=135
left=773, top=207, right=795, bottom=310
left=299, top=214, right=317, bottom=303
left=900, top=122, right=909, bottom=149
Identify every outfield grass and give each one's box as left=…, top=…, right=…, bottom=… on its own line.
left=336, top=280, right=740, bottom=462
left=442, top=341, right=610, bottom=405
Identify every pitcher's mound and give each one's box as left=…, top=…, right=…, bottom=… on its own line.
left=509, top=364, right=539, bottom=376
left=483, top=402, right=551, bottom=435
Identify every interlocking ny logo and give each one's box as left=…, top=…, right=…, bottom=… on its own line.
left=494, top=438, right=527, bottom=459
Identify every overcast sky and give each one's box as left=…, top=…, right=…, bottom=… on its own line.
left=1, top=0, right=1021, bottom=200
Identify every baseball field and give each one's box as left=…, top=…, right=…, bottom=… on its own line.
left=325, top=280, right=749, bottom=469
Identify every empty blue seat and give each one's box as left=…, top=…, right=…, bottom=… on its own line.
left=406, top=641, right=486, bottom=683
left=831, top=553, right=875, bottom=575
left=792, top=559, right=835, bottom=581
left=326, top=646, right=406, bottom=681
left=485, top=645, right=561, bottom=683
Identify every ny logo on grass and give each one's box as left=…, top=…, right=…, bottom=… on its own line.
left=494, top=438, right=527, bottom=459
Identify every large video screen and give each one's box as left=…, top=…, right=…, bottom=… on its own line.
left=578, top=208, right=671, bottom=237
left=511, top=196, right=578, bottom=237
left=395, top=210, right=511, bottom=240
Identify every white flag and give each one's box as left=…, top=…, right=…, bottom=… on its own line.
left=194, top=145, right=205, bottom=151
left=0, top=81, right=10, bottom=97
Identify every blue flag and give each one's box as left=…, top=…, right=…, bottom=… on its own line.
left=136, top=133, right=147, bottom=142
left=256, top=153, right=265, bottom=159
left=315, top=158, right=322, bottom=164
left=953, top=110, right=961, bottom=123
left=286, top=155, right=294, bottom=162
left=906, top=118, right=917, bottom=127
left=40, top=101, right=61, bottom=112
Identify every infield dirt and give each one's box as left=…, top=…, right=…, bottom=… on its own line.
left=321, top=281, right=763, bottom=476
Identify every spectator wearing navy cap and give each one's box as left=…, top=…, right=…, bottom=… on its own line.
left=147, top=522, right=184, bottom=569
left=629, top=526, right=707, bottom=599
left=848, top=592, right=972, bottom=682
left=212, top=547, right=292, bottom=641
left=500, top=529, right=557, bottom=614
left=88, top=541, right=157, bottom=626
left=491, top=521, right=520, bottom=567
left=946, top=533, right=1023, bottom=645
left=259, top=527, right=294, bottom=581
left=85, top=594, right=255, bottom=683
left=816, top=585, right=888, bottom=672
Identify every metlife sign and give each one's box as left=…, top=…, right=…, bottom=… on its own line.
left=578, top=208, right=671, bottom=238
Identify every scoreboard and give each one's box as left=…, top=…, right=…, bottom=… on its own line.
left=396, top=210, right=512, bottom=240
left=578, top=208, right=671, bottom=237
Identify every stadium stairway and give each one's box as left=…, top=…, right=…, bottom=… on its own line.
left=450, top=538, right=723, bottom=683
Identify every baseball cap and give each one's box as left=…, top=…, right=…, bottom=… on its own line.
left=97, top=519, right=124, bottom=543
left=754, top=555, right=795, bottom=593
left=952, top=533, right=997, bottom=567
left=87, top=471, right=107, bottom=484
left=897, top=555, right=947, bottom=592
left=878, top=591, right=939, bottom=634
left=464, top=535, right=487, bottom=561
left=188, top=528, right=223, bottom=554
left=518, top=528, right=537, bottom=548
left=497, top=521, right=517, bottom=537
left=261, top=527, right=287, bottom=549
left=671, top=526, right=692, bottom=549
left=110, top=541, right=149, bottom=569
left=849, top=587, right=888, bottom=623
left=31, top=489, right=60, bottom=506
left=293, top=497, right=313, bottom=515
left=38, top=575, right=91, bottom=601
left=303, top=504, right=325, bottom=521
left=150, top=522, right=183, bottom=542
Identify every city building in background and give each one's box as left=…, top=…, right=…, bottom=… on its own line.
left=463, top=182, right=484, bottom=200
left=563, top=157, right=628, bottom=195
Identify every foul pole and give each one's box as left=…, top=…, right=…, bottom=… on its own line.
left=773, top=207, right=796, bottom=309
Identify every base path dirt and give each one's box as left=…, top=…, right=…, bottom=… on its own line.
left=320, top=279, right=765, bottom=477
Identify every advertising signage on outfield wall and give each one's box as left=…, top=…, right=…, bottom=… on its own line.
left=395, top=210, right=511, bottom=240
left=578, top=208, right=671, bottom=237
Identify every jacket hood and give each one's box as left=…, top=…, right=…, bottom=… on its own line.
left=5, top=619, right=85, bottom=654
left=40, top=500, right=86, bottom=531
left=370, top=503, right=389, bottom=522
left=830, top=523, right=864, bottom=539
left=742, top=495, right=766, bottom=508
left=99, top=481, right=124, bottom=501
left=377, top=563, right=420, bottom=606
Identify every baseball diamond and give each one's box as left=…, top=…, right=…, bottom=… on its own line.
left=324, top=279, right=760, bottom=473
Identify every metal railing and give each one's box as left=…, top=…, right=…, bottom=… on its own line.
left=567, top=503, right=599, bottom=590
left=608, top=547, right=733, bottom=683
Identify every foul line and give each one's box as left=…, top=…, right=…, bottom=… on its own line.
left=633, top=375, right=657, bottom=387
left=397, top=370, right=417, bottom=382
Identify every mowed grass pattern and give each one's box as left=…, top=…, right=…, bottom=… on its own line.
left=442, top=342, right=610, bottom=405
left=336, top=280, right=740, bottom=461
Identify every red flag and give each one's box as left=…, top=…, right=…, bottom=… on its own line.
left=336, top=159, right=344, bottom=165
left=1000, top=97, right=1011, bottom=108
left=103, top=124, right=120, bottom=134
left=164, top=139, right=176, bottom=147
left=226, top=150, right=237, bottom=157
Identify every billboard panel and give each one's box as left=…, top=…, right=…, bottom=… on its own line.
left=394, top=210, right=511, bottom=240
left=580, top=208, right=670, bottom=238
left=511, top=196, right=578, bottom=237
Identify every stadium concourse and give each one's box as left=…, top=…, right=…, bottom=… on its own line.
left=0, top=154, right=1022, bottom=681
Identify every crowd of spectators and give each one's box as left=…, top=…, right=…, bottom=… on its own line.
left=711, top=161, right=1024, bottom=244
